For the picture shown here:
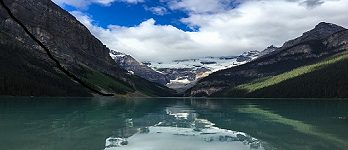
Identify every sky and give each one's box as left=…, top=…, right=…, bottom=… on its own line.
left=52, top=0, right=348, bottom=62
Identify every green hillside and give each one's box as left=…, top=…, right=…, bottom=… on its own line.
left=213, top=50, right=348, bottom=98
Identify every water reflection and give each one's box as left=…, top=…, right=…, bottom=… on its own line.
left=104, top=101, right=273, bottom=150
left=188, top=98, right=348, bottom=150
left=1, top=97, right=347, bottom=150
left=237, top=104, right=348, bottom=149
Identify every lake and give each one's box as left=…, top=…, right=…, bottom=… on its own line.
left=0, top=97, right=347, bottom=150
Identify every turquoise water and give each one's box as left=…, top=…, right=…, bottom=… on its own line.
left=0, top=97, right=347, bottom=150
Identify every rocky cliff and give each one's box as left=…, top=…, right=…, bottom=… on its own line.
left=0, top=0, right=176, bottom=96
left=187, top=22, right=348, bottom=97
left=0, top=0, right=125, bottom=78
left=110, top=50, right=169, bottom=85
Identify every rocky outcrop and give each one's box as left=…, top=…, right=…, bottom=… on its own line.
left=236, top=45, right=278, bottom=63
left=236, top=50, right=260, bottom=62
left=110, top=50, right=169, bottom=85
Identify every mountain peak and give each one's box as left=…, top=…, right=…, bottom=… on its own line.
left=281, top=22, right=346, bottom=49
left=315, top=22, right=342, bottom=29
left=303, top=22, right=346, bottom=38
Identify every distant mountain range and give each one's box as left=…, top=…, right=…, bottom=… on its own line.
left=111, top=45, right=277, bottom=93
left=186, top=22, right=348, bottom=98
left=0, top=0, right=176, bottom=97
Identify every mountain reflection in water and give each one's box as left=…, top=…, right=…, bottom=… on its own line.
left=0, top=97, right=347, bottom=150
left=104, top=102, right=274, bottom=150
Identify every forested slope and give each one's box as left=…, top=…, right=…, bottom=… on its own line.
left=187, top=22, right=348, bottom=98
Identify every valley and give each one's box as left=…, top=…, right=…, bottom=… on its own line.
left=111, top=46, right=277, bottom=93
left=0, top=0, right=347, bottom=98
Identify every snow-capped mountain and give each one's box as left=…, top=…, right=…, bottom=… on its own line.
left=236, top=45, right=278, bottom=62
left=110, top=46, right=277, bottom=93
left=142, top=56, right=238, bottom=92
left=143, top=56, right=237, bottom=73
left=110, top=50, right=169, bottom=85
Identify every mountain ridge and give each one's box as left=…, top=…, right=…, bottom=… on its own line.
left=111, top=45, right=277, bottom=93
left=0, top=0, right=176, bottom=97
left=186, top=22, right=348, bottom=97
left=110, top=50, right=169, bottom=85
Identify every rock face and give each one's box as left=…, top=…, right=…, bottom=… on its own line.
left=236, top=46, right=278, bottom=63
left=110, top=50, right=169, bottom=85
left=0, top=0, right=125, bottom=78
left=281, top=22, right=345, bottom=49
left=236, top=50, right=260, bottom=62
left=187, top=22, right=348, bottom=97
left=0, top=0, right=176, bottom=96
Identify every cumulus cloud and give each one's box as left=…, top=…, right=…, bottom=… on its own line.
left=69, top=0, right=348, bottom=62
left=188, top=0, right=348, bottom=43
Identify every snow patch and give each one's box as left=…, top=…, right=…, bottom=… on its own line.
left=169, top=78, right=191, bottom=84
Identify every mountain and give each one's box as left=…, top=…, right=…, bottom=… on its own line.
left=110, top=50, right=169, bottom=85
left=186, top=22, right=348, bottom=98
left=0, top=0, right=176, bottom=97
left=236, top=45, right=278, bottom=63
left=111, top=46, right=276, bottom=93
left=142, top=56, right=237, bottom=93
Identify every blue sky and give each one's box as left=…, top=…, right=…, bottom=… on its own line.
left=52, top=0, right=348, bottom=62
left=62, top=0, right=193, bottom=31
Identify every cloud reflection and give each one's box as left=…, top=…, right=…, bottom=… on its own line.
left=104, top=103, right=273, bottom=150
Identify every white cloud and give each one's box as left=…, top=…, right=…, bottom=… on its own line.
left=167, top=0, right=234, bottom=13
left=144, top=6, right=169, bottom=16
left=69, top=0, right=348, bottom=62
left=70, top=11, right=95, bottom=27
left=101, top=19, right=200, bottom=61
